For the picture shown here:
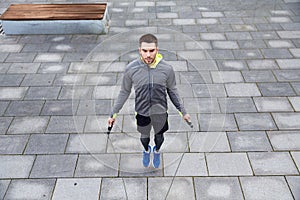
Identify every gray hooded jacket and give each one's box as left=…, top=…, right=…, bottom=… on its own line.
left=111, top=54, right=187, bottom=118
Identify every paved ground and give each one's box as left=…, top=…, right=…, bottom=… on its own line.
left=0, top=0, right=300, bottom=199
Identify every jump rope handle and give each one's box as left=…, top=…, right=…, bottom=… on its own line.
left=107, top=122, right=114, bottom=135
left=185, top=120, right=193, bottom=128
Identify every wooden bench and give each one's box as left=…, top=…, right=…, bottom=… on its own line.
left=0, top=3, right=109, bottom=35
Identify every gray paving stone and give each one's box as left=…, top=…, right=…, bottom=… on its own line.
left=268, top=40, right=294, bottom=48
left=268, top=131, right=300, bottom=150
left=0, top=44, right=23, bottom=53
left=93, top=85, right=121, bottom=99
left=291, top=82, right=300, bottom=95
left=0, top=155, right=35, bottom=178
left=25, top=134, right=68, bottom=154
left=238, top=40, right=267, bottom=49
left=253, top=97, right=294, bottom=112
left=22, top=43, right=51, bottom=52
left=34, top=53, right=64, bottom=63
left=277, top=59, right=300, bottom=69
left=233, top=49, right=264, bottom=59
left=148, top=177, right=195, bottom=200
left=6, top=53, right=36, bottom=63
left=235, top=113, right=277, bottom=131
left=163, top=153, right=207, bottom=176
left=58, top=86, right=93, bottom=100
left=52, top=178, right=101, bottom=200
left=183, top=98, right=220, bottom=113
left=84, top=115, right=120, bottom=133
left=19, top=35, right=46, bottom=44
left=200, top=33, right=226, bottom=40
left=160, top=132, right=189, bottom=153
left=218, top=98, right=257, bottom=113
left=38, top=63, right=69, bottom=74
left=217, top=60, right=248, bottom=70
left=76, top=99, right=112, bottom=115
left=0, top=53, right=8, bottom=62
left=277, top=30, right=300, bottom=38
left=53, top=74, right=86, bottom=86
left=192, top=84, right=226, bottom=97
left=207, top=49, right=235, bottom=60
left=289, top=48, right=300, bottom=57
left=232, top=24, right=257, bottom=31
left=5, top=101, right=44, bottom=117
left=177, top=50, right=206, bottom=60
left=249, top=152, right=298, bottom=175
left=41, top=100, right=78, bottom=116
left=8, top=116, right=49, bottom=134
left=225, top=83, right=261, bottom=97
left=0, top=180, right=10, bottom=200
left=228, top=131, right=272, bottom=151
left=256, top=23, right=283, bottom=31
left=286, top=176, right=300, bottom=200
left=179, top=71, right=211, bottom=84
left=85, top=74, right=117, bottom=86
left=4, top=179, right=55, bottom=200
left=8, top=63, right=40, bottom=74
left=120, top=153, right=163, bottom=177
left=0, top=87, right=28, bottom=100
left=199, top=114, right=237, bottom=132
left=211, top=71, right=243, bottom=83
left=242, top=70, right=276, bottom=82
left=247, top=59, right=278, bottom=69
left=189, top=132, right=230, bottom=152
left=251, top=31, right=279, bottom=39
left=30, top=155, right=77, bottom=178
left=106, top=133, right=142, bottom=153
left=25, top=86, right=61, bottom=100
left=0, top=63, right=10, bottom=73
left=75, top=154, right=119, bottom=177
left=261, top=49, right=293, bottom=58
left=225, top=32, right=252, bottom=40
left=0, top=101, right=9, bottom=116
left=274, top=70, right=300, bottom=82
left=0, top=117, right=12, bottom=135
left=206, top=153, right=252, bottom=176
left=289, top=97, right=300, bottom=111
left=207, top=24, right=232, bottom=32
left=46, top=116, right=86, bottom=133
left=66, top=134, right=107, bottom=153
left=68, top=62, right=99, bottom=73
left=21, top=74, right=56, bottom=86
left=100, top=178, right=147, bottom=200
left=240, top=176, right=294, bottom=200
left=0, top=135, right=29, bottom=154
left=258, top=83, right=296, bottom=96
left=197, top=18, right=219, bottom=25
left=291, top=151, right=300, bottom=171
left=0, top=74, right=24, bottom=86
left=273, top=113, right=300, bottom=130
left=194, top=177, right=244, bottom=200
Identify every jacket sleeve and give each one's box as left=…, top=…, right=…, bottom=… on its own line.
left=110, top=68, right=132, bottom=118
left=166, top=67, right=187, bottom=116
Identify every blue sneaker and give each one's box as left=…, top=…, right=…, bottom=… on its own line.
left=142, top=145, right=151, bottom=167
left=153, top=146, right=160, bottom=168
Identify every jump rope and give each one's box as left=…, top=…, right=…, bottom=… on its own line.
left=107, top=119, right=193, bottom=200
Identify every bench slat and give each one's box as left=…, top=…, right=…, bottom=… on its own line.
left=0, top=3, right=107, bottom=20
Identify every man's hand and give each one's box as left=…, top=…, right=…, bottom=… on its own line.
left=183, top=114, right=191, bottom=122
left=108, top=117, right=116, bottom=127
left=183, top=114, right=193, bottom=128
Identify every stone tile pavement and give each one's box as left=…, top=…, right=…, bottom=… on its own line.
left=0, top=0, right=300, bottom=199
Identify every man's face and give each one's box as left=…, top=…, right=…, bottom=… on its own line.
left=139, top=42, right=158, bottom=64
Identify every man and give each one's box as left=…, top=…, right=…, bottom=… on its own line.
left=108, top=33, right=190, bottom=168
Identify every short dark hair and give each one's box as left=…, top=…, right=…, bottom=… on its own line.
left=139, top=34, right=158, bottom=47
